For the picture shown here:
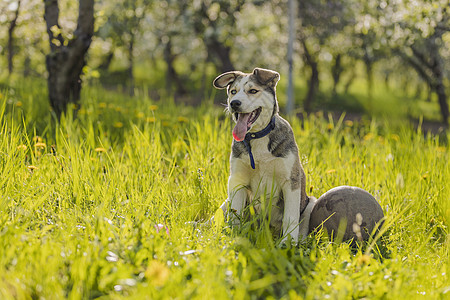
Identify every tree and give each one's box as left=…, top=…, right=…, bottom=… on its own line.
left=0, top=0, right=47, bottom=77
left=43, top=0, right=94, bottom=118
left=149, top=1, right=190, bottom=97
left=7, top=0, right=21, bottom=75
left=402, top=31, right=449, bottom=125
left=369, top=0, right=450, bottom=124
left=189, top=0, right=246, bottom=73
left=97, top=0, right=151, bottom=96
left=297, top=0, right=348, bottom=112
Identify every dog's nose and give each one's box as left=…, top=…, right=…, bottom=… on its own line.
left=230, top=100, right=241, bottom=110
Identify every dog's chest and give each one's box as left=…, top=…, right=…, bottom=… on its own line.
left=235, top=137, right=292, bottom=192
left=251, top=138, right=280, bottom=171
left=230, top=136, right=298, bottom=236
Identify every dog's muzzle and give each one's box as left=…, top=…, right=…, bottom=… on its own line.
left=230, top=100, right=241, bottom=112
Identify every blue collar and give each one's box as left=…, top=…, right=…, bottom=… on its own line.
left=242, top=116, right=276, bottom=169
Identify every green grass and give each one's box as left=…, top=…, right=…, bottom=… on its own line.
left=0, top=80, right=449, bottom=299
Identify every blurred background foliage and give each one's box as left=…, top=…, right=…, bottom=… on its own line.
left=0, top=0, right=449, bottom=126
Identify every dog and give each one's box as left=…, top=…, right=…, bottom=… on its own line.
left=213, top=67, right=316, bottom=243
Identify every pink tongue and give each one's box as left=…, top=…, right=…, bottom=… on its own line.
left=232, top=113, right=250, bottom=141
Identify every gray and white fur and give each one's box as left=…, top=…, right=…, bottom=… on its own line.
left=213, top=67, right=316, bottom=243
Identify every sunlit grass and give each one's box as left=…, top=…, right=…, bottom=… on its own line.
left=0, top=81, right=449, bottom=299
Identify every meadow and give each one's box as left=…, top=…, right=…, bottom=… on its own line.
left=0, top=79, right=449, bottom=299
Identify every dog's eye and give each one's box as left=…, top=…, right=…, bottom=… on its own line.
left=248, top=89, right=258, bottom=94
left=230, top=89, right=237, bottom=95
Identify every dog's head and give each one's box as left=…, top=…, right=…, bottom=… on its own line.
left=213, top=68, right=280, bottom=141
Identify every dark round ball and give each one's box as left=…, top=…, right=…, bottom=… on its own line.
left=309, top=186, right=384, bottom=241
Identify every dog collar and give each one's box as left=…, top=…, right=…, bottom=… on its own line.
left=243, top=116, right=276, bottom=169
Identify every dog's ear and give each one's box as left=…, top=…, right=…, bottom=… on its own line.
left=252, top=68, right=280, bottom=88
left=213, top=71, right=242, bottom=89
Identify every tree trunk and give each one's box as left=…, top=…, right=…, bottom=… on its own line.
left=207, top=39, right=234, bottom=73
left=301, top=39, right=319, bottom=113
left=191, top=1, right=238, bottom=74
left=98, top=50, right=114, bottom=71
left=127, top=33, right=135, bottom=96
left=429, top=44, right=449, bottom=125
left=23, top=56, right=31, bottom=77
left=331, top=53, right=342, bottom=97
left=363, top=53, right=373, bottom=101
left=414, top=82, right=422, bottom=99
left=435, top=82, right=449, bottom=124
left=44, top=0, right=94, bottom=118
left=7, top=0, right=21, bottom=75
left=426, top=84, right=432, bottom=102
left=403, top=39, right=449, bottom=125
left=344, top=68, right=356, bottom=94
left=286, top=0, right=296, bottom=115
left=163, top=39, right=186, bottom=96
left=384, top=71, right=390, bottom=91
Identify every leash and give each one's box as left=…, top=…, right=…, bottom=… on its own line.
left=242, top=116, right=276, bottom=169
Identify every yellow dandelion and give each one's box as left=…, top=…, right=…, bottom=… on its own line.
left=149, top=105, right=158, bottom=111
left=436, top=147, right=447, bottom=153
left=363, top=133, right=374, bottom=141
left=344, top=120, right=353, bottom=127
left=390, top=134, right=400, bottom=141
left=35, top=142, right=47, bottom=149
left=98, top=102, right=107, bottom=108
left=351, top=157, right=359, bottom=163
left=71, top=103, right=79, bottom=109
left=115, top=107, right=122, bottom=112
left=15, top=101, right=23, bottom=107
left=17, top=144, right=27, bottom=151
left=327, top=123, right=334, bottom=130
left=356, top=254, right=371, bottom=266
left=162, top=121, right=170, bottom=127
left=145, top=260, right=170, bottom=287
left=113, top=122, right=123, bottom=128
left=146, top=117, right=156, bottom=123
left=27, top=165, right=38, bottom=171
left=177, top=116, right=189, bottom=123
left=137, top=112, right=145, bottom=119
left=95, top=147, right=107, bottom=153
left=421, top=173, right=429, bottom=180
left=325, top=169, right=336, bottom=174
left=33, top=136, right=43, bottom=143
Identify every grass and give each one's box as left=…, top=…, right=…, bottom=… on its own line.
left=0, top=79, right=449, bottom=299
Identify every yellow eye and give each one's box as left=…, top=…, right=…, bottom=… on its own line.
left=248, top=89, right=258, bottom=94
left=230, top=89, right=237, bottom=95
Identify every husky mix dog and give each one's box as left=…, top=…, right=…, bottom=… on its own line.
left=213, top=67, right=316, bottom=243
